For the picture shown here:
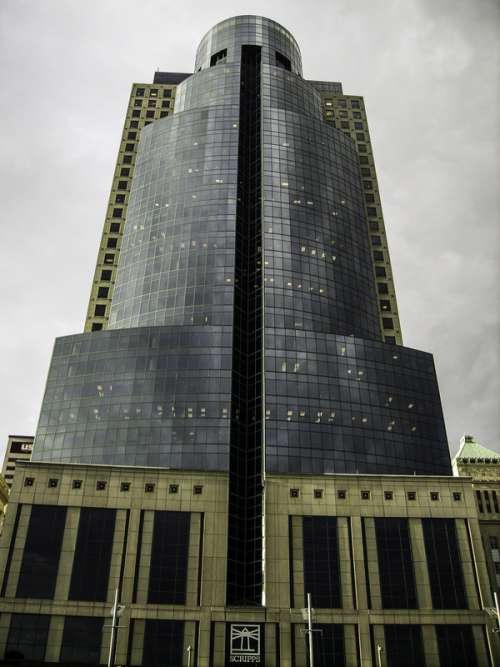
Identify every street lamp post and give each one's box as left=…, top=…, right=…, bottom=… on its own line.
left=107, top=588, right=125, bottom=667
left=300, top=593, right=322, bottom=667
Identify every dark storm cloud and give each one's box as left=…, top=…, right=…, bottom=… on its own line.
left=0, top=0, right=498, bottom=460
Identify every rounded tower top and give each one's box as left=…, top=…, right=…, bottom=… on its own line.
left=194, top=15, right=302, bottom=75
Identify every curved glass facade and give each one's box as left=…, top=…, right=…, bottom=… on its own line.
left=31, top=14, right=452, bottom=607
left=261, top=66, right=381, bottom=340
left=265, top=332, right=450, bottom=475
left=194, top=15, right=302, bottom=75
left=34, top=14, right=450, bottom=476
left=33, top=327, right=232, bottom=469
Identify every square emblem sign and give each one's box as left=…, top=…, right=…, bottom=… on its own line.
left=228, top=623, right=262, bottom=663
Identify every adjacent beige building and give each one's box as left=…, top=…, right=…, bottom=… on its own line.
left=453, top=434, right=500, bottom=596
left=0, top=475, right=8, bottom=534
left=84, top=74, right=190, bottom=333
left=312, top=83, right=402, bottom=344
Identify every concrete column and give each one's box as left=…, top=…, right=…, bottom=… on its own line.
left=198, top=617, right=211, bottom=667
left=456, top=519, right=480, bottom=609
left=120, top=508, right=141, bottom=605
left=187, top=513, right=201, bottom=606
left=264, top=505, right=290, bottom=609
left=200, top=505, right=227, bottom=608
left=45, top=615, right=64, bottom=662
left=264, top=622, right=277, bottom=667
left=344, top=624, right=359, bottom=666
left=135, top=510, right=154, bottom=604
left=183, top=621, right=198, bottom=667
left=293, top=623, right=307, bottom=667
left=106, top=508, right=129, bottom=602
left=291, top=515, right=304, bottom=608
left=350, top=517, right=369, bottom=611
left=212, top=621, right=226, bottom=666
left=472, top=624, right=493, bottom=667
left=421, top=625, right=440, bottom=667
left=468, top=518, right=495, bottom=609
left=279, top=621, right=293, bottom=667
left=363, top=518, right=382, bottom=611
left=114, top=613, right=131, bottom=667
left=126, top=618, right=145, bottom=666
left=0, top=613, right=11, bottom=661
left=371, top=624, right=385, bottom=667
left=357, top=613, right=373, bottom=667
left=4, top=504, right=31, bottom=597
left=0, top=503, right=20, bottom=587
left=338, top=517, right=354, bottom=610
left=409, top=519, right=433, bottom=609
left=54, top=507, right=80, bottom=600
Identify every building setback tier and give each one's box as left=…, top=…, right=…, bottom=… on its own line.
left=33, top=326, right=449, bottom=475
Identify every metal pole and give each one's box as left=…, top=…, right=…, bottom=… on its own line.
left=307, top=592, right=314, bottom=667
left=495, top=592, right=500, bottom=631
left=376, top=643, right=383, bottom=667
left=187, top=645, right=192, bottom=667
left=108, top=587, right=119, bottom=667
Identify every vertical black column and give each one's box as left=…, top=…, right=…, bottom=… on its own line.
left=227, top=44, right=263, bottom=606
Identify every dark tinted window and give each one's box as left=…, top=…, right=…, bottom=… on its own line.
left=384, top=625, right=424, bottom=667
left=303, top=516, right=341, bottom=608
left=69, top=508, right=116, bottom=601
left=5, top=614, right=49, bottom=661
left=436, top=624, right=477, bottom=667
left=60, top=616, right=103, bottom=663
left=311, top=624, right=345, bottom=667
left=375, top=518, right=417, bottom=608
left=210, top=48, right=227, bottom=66
left=94, top=304, right=106, bottom=317
left=276, top=51, right=292, bottom=70
left=143, top=620, right=184, bottom=667
left=16, top=505, right=66, bottom=599
left=148, top=511, right=190, bottom=604
left=422, top=518, right=467, bottom=609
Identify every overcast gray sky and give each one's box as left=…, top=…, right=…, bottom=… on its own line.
left=1, top=0, right=499, bottom=463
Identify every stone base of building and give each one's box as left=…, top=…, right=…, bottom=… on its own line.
left=0, top=462, right=498, bottom=666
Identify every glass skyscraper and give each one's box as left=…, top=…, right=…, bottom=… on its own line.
left=32, top=14, right=450, bottom=605
left=2, top=16, right=495, bottom=667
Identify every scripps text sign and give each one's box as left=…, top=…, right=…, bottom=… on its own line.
left=227, top=624, right=262, bottom=663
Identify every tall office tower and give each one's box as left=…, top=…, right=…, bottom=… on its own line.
left=1, top=16, right=496, bottom=667
left=35, top=13, right=451, bottom=602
